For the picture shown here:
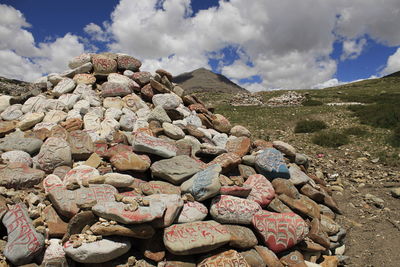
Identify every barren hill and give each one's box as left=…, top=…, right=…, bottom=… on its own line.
left=173, top=67, right=248, bottom=94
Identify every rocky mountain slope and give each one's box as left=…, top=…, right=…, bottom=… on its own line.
left=0, top=52, right=345, bottom=266
left=173, top=67, right=248, bottom=94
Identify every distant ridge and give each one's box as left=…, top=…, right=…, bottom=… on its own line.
left=173, top=68, right=248, bottom=94
left=383, top=70, right=400, bottom=78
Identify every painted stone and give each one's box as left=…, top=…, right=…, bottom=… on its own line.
left=101, top=82, right=132, bottom=97
left=181, top=164, right=221, bottom=201
left=2, top=203, right=45, bottom=265
left=220, top=185, right=252, bottom=197
left=244, top=174, right=275, bottom=207
left=73, top=73, right=96, bottom=85
left=197, top=249, right=250, bottom=267
left=252, top=211, right=309, bottom=253
left=92, top=54, right=117, bottom=75
left=150, top=155, right=202, bottom=185
left=17, top=112, right=45, bottom=131
left=42, top=239, right=68, bottom=267
left=63, top=165, right=100, bottom=188
left=1, top=105, right=23, bottom=121
left=255, top=148, right=290, bottom=179
left=92, top=200, right=165, bottom=224
left=132, top=132, right=177, bottom=158
left=176, top=201, right=208, bottom=223
left=140, top=181, right=181, bottom=195
left=117, top=54, right=142, bottom=71
left=69, top=53, right=91, bottom=69
left=53, top=78, right=76, bottom=97
left=1, top=150, right=32, bottom=166
left=163, top=221, right=230, bottom=255
left=210, top=195, right=262, bottom=225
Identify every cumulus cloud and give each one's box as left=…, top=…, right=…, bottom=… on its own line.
left=382, top=48, right=400, bottom=75
left=0, top=4, right=85, bottom=81
left=84, top=22, right=109, bottom=42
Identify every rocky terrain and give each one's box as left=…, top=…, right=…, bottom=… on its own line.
left=173, top=68, right=248, bottom=94
left=0, top=53, right=348, bottom=266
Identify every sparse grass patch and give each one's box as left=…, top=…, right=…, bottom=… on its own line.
left=389, top=125, right=400, bottom=147
left=294, top=120, right=327, bottom=133
left=302, top=99, right=324, bottom=106
left=342, top=126, right=368, bottom=136
left=312, top=131, right=349, bottom=148
left=375, top=151, right=400, bottom=167
left=348, top=104, right=400, bottom=129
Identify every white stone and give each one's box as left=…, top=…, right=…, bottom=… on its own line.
left=108, top=73, right=138, bottom=90
left=99, top=118, right=120, bottom=140
left=63, top=237, right=131, bottom=264
left=59, top=94, right=80, bottom=109
left=73, top=83, right=92, bottom=95
left=152, top=93, right=182, bottom=110
left=162, top=122, right=185, bottom=140
left=43, top=239, right=67, bottom=266
left=53, top=78, right=76, bottom=97
left=67, top=109, right=82, bottom=120
left=172, top=120, right=187, bottom=127
left=1, top=150, right=32, bottom=166
left=43, top=110, right=67, bottom=124
left=184, top=113, right=202, bottom=127
left=133, top=119, right=149, bottom=131
left=68, top=53, right=92, bottom=69
left=103, top=97, right=123, bottom=109
left=104, top=108, right=122, bottom=120
left=197, top=127, right=212, bottom=139
left=17, top=112, right=45, bottom=130
left=176, top=104, right=192, bottom=118
left=33, top=122, right=57, bottom=131
left=47, top=73, right=63, bottom=86
left=73, top=100, right=91, bottom=115
left=0, top=95, right=11, bottom=112
left=1, top=104, right=23, bottom=121
left=84, top=112, right=102, bottom=132
left=213, top=133, right=228, bottom=148
left=102, top=173, right=135, bottom=188
left=44, top=99, right=66, bottom=111
left=21, top=95, right=47, bottom=113
left=82, top=90, right=101, bottom=107
left=123, top=70, right=134, bottom=76
left=119, top=113, right=137, bottom=132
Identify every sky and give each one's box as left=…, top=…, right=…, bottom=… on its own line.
left=1, top=0, right=400, bottom=91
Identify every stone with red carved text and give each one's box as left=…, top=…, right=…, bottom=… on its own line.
left=1, top=150, right=32, bottom=166
left=176, top=201, right=208, bottom=223
left=141, top=181, right=181, bottom=195
left=210, top=195, right=262, bottom=225
left=163, top=220, right=230, bottom=255
left=181, top=164, right=221, bottom=201
left=220, top=185, right=252, bottom=197
left=92, top=200, right=165, bottom=224
left=42, top=239, right=68, bottom=267
left=252, top=211, right=309, bottom=253
left=244, top=174, right=275, bottom=207
left=92, top=54, right=117, bottom=75
left=117, top=54, right=142, bottom=71
left=133, top=132, right=177, bottom=158
left=2, top=203, right=45, bottom=265
left=37, top=137, right=72, bottom=172
left=197, top=249, right=250, bottom=267
left=0, top=163, right=45, bottom=189
left=101, top=82, right=132, bottom=97
left=150, top=155, right=202, bottom=185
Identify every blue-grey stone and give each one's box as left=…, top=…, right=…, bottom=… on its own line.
left=255, top=148, right=290, bottom=179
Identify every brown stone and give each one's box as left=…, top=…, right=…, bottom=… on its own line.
left=0, top=163, right=45, bottom=189
left=188, top=103, right=208, bottom=114
left=197, top=114, right=214, bottom=129
left=320, top=255, right=339, bottom=267
left=90, top=222, right=154, bottom=239
left=43, top=205, right=68, bottom=238
left=226, top=225, right=258, bottom=249
left=279, top=251, right=307, bottom=267
left=226, top=137, right=251, bottom=157
left=62, top=211, right=97, bottom=243
left=299, top=238, right=327, bottom=252
left=300, top=184, right=325, bottom=202
left=267, top=198, right=293, bottom=213
left=141, top=233, right=166, bottom=262
left=61, top=118, right=83, bottom=132
left=110, top=151, right=150, bottom=172
left=278, top=194, right=321, bottom=219
left=84, top=153, right=103, bottom=168
left=240, top=249, right=266, bottom=267
left=31, top=128, right=50, bottom=140
left=156, top=69, right=173, bottom=81
left=0, top=195, right=8, bottom=219
left=52, top=166, right=71, bottom=180
left=0, top=120, right=17, bottom=137
left=198, top=250, right=250, bottom=267
left=211, top=114, right=232, bottom=133
left=141, top=84, right=154, bottom=102
left=68, top=130, right=94, bottom=160
left=254, top=246, right=283, bottom=267
left=50, top=125, right=68, bottom=140
left=184, top=125, right=205, bottom=139
left=253, top=139, right=273, bottom=151
left=238, top=164, right=256, bottom=179
left=140, top=181, right=181, bottom=195
left=308, top=219, right=331, bottom=249
left=208, top=153, right=241, bottom=173
left=105, top=144, right=133, bottom=158
left=272, top=178, right=301, bottom=199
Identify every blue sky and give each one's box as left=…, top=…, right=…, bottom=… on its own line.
left=1, top=0, right=400, bottom=91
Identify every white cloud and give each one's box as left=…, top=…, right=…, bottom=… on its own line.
left=84, top=22, right=109, bottom=42
left=0, top=4, right=85, bottom=81
left=312, top=78, right=342, bottom=89
left=221, top=60, right=258, bottom=80
left=341, top=38, right=367, bottom=60
left=382, top=48, right=400, bottom=75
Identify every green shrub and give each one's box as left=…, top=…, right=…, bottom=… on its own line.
left=302, top=99, right=323, bottom=106
left=294, top=120, right=328, bottom=133
left=342, top=126, right=368, bottom=136
left=348, top=103, right=400, bottom=129
left=312, top=131, right=349, bottom=148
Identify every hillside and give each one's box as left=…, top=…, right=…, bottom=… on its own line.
left=173, top=67, right=248, bottom=94
left=195, top=74, right=400, bottom=267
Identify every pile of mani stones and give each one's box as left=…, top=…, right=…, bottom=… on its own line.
left=0, top=52, right=346, bottom=267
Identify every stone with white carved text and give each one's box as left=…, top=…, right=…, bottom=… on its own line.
left=37, top=137, right=72, bottom=172
left=255, top=148, right=290, bottom=179
left=2, top=203, right=45, bottom=265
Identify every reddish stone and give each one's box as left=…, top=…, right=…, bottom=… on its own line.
left=101, top=82, right=132, bottom=97
left=226, top=137, right=251, bottom=157
left=280, top=251, right=307, bottom=267
left=31, top=128, right=51, bottom=140
left=253, top=139, right=273, bottom=151
left=198, top=250, right=250, bottom=267
left=252, top=211, right=309, bottom=253
left=68, top=130, right=94, bottom=160
left=238, top=164, right=256, bottom=179
left=272, top=178, right=300, bottom=199
left=131, top=71, right=152, bottom=86
left=50, top=125, right=68, bottom=140
left=117, top=54, right=142, bottom=71
left=110, top=151, right=150, bottom=172
left=93, top=143, right=108, bottom=157
left=188, top=103, right=208, bottom=114
left=140, top=181, right=181, bottom=195
left=220, top=185, right=252, bottom=198
left=254, top=246, right=283, bottom=267
left=141, top=84, right=154, bottom=102
left=61, top=118, right=83, bottom=132
left=156, top=69, right=173, bottom=81
left=208, top=152, right=241, bottom=173
left=278, top=194, right=320, bottom=219
left=244, top=174, right=275, bottom=207
left=43, top=205, right=68, bottom=238
left=104, top=144, right=133, bottom=158
left=0, top=120, right=17, bottom=137
left=92, top=55, right=117, bottom=74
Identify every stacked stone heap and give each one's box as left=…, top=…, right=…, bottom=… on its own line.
left=0, top=52, right=345, bottom=267
left=230, top=93, right=264, bottom=106
left=266, top=91, right=306, bottom=107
